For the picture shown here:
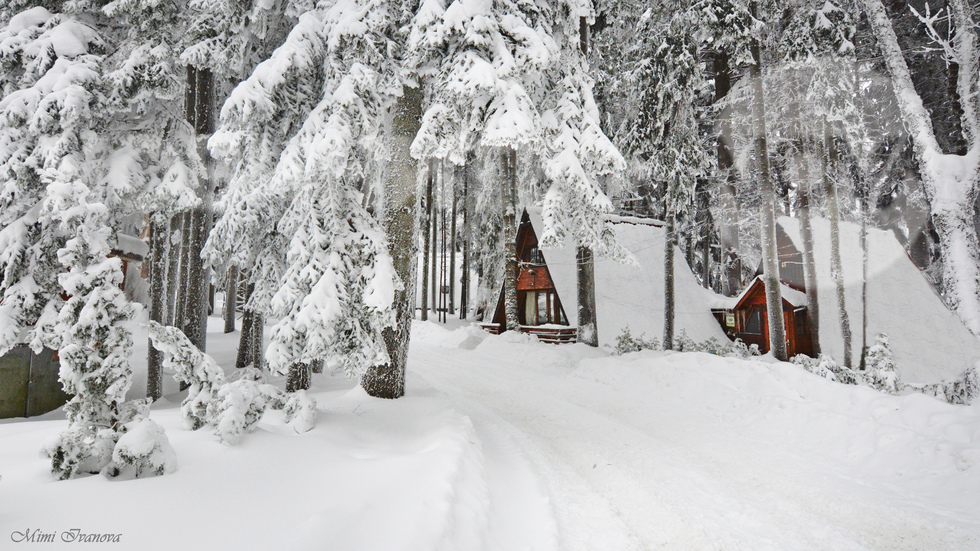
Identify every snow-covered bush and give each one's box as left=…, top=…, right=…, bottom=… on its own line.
left=207, top=377, right=284, bottom=445
left=107, top=418, right=177, bottom=479
left=613, top=327, right=661, bottom=354
left=931, top=363, right=980, bottom=405
left=146, top=322, right=227, bottom=430
left=792, top=354, right=860, bottom=385
left=864, top=334, right=902, bottom=395
left=283, top=390, right=317, bottom=434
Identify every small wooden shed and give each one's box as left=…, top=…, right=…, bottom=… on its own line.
left=711, top=276, right=814, bottom=358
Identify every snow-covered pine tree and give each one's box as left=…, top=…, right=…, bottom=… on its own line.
left=864, top=332, right=901, bottom=394
left=616, top=5, right=711, bottom=350
left=0, top=6, right=173, bottom=478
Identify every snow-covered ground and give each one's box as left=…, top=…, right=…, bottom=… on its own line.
left=2, top=318, right=979, bottom=550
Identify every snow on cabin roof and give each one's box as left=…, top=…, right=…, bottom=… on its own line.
left=525, top=207, right=731, bottom=347
left=114, top=233, right=149, bottom=260
left=733, top=275, right=807, bottom=309
left=777, top=216, right=980, bottom=384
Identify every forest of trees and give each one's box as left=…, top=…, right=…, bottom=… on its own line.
left=1, top=0, right=978, bottom=478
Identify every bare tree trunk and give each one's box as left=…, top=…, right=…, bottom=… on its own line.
left=501, top=147, right=520, bottom=331
left=750, top=1, right=787, bottom=361
left=311, top=358, right=323, bottom=374
left=223, top=265, right=238, bottom=333
left=449, top=167, right=457, bottom=315
left=431, top=163, right=438, bottom=315
left=797, top=148, right=821, bottom=356
left=181, top=64, right=215, bottom=352
left=576, top=244, right=599, bottom=346
left=824, top=116, right=853, bottom=367
left=236, top=281, right=254, bottom=368
left=361, top=84, right=423, bottom=399
left=286, top=362, right=311, bottom=392
left=420, top=158, right=433, bottom=321
left=251, top=312, right=264, bottom=370
left=460, top=152, right=473, bottom=319
left=663, top=200, right=676, bottom=350
left=147, top=214, right=168, bottom=401
left=860, top=184, right=869, bottom=369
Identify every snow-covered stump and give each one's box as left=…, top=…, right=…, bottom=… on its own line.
left=107, top=418, right=177, bottom=479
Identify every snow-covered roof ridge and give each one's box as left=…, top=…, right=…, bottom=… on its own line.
left=733, top=275, right=807, bottom=309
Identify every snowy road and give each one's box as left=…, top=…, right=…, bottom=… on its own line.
left=410, top=325, right=980, bottom=551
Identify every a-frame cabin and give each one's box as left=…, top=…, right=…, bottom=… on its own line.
left=712, top=276, right=814, bottom=358
left=482, top=210, right=576, bottom=343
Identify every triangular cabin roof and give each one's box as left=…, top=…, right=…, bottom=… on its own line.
left=777, top=216, right=980, bottom=383
left=524, top=208, right=731, bottom=346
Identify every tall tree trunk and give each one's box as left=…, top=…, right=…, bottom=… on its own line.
left=501, top=147, right=520, bottom=331
left=460, top=153, right=473, bottom=319
left=750, top=1, right=787, bottom=361
left=223, top=265, right=238, bottom=333
left=715, top=50, right=741, bottom=296
left=796, top=147, right=821, bottom=356
left=440, top=185, right=447, bottom=323
left=147, top=214, right=168, bottom=401
left=420, top=158, right=433, bottom=321
left=449, top=167, right=457, bottom=315
left=823, top=117, right=853, bottom=367
left=181, top=64, right=215, bottom=352
left=286, top=362, right=311, bottom=392
left=431, top=163, right=438, bottom=314
left=361, top=85, right=423, bottom=399
left=236, top=281, right=254, bottom=368
left=860, top=181, right=869, bottom=369
left=663, top=196, right=676, bottom=350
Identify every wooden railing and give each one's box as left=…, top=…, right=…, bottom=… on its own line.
left=477, top=323, right=577, bottom=344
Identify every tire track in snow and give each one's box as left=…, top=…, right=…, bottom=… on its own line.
left=411, top=344, right=978, bottom=551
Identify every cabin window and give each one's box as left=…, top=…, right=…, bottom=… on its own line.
left=523, top=290, right=565, bottom=326
left=744, top=308, right=762, bottom=335
left=527, top=247, right=545, bottom=265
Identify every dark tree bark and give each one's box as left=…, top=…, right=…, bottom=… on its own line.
left=420, top=158, right=433, bottom=321
left=311, top=358, right=323, bottom=374
left=223, top=265, right=238, bottom=334
left=576, top=245, right=599, bottom=346
left=286, top=362, right=312, bottom=392
left=251, top=312, right=264, bottom=370
left=750, top=2, right=787, bottom=361
left=147, top=214, right=168, bottom=401
left=361, top=84, right=423, bottom=399
left=460, top=152, right=473, bottom=319
left=236, top=281, right=254, bottom=368
left=431, top=163, right=438, bottom=314
left=181, top=64, right=216, bottom=352
left=449, top=167, right=457, bottom=315
left=501, top=147, right=520, bottom=331
left=663, top=198, right=676, bottom=350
